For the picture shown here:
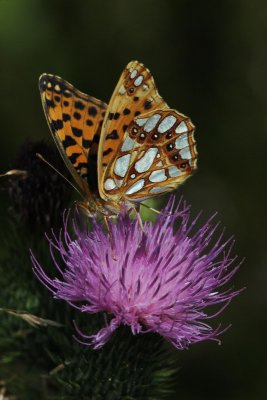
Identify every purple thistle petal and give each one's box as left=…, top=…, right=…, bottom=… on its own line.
left=73, top=317, right=121, bottom=349
left=31, top=196, right=244, bottom=349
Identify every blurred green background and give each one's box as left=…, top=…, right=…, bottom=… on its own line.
left=0, top=0, right=266, bottom=399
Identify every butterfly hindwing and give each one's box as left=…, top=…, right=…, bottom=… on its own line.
left=39, top=74, right=107, bottom=194
left=99, top=61, right=197, bottom=202
left=98, top=61, right=168, bottom=196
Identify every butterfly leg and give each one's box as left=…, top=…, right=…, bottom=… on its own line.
left=132, top=205, right=144, bottom=231
left=103, top=215, right=118, bottom=260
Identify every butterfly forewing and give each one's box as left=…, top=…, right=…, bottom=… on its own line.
left=98, top=61, right=168, bottom=198
left=39, top=74, right=107, bottom=195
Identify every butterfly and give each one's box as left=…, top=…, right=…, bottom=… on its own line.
left=39, top=61, right=197, bottom=216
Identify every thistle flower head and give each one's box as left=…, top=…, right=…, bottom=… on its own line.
left=6, top=140, right=71, bottom=226
left=31, top=197, right=242, bottom=349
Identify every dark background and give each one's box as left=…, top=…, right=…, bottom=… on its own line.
left=0, top=0, right=266, bottom=399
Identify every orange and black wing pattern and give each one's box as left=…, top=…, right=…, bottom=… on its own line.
left=39, top=74, right=107, bottom=195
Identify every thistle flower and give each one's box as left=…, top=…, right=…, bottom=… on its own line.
left=31, top=197, right=242, bottom=349
left=6, top=140, right=71, bottom=226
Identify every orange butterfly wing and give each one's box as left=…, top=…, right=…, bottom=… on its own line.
left=39, top=74, right=107, bottom=196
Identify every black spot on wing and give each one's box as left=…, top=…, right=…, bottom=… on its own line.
left=82, top=138, right=93, bottom=149
left=86, top=119, right=93, bottom=126
left=50, top=119, right=63, bottom=130
left=103, top=148, right=113, bottom=156
left=63, top=113, right=71, bottom=122
left=62, top=135, right=77, bottom=148
left=56, top=119, right=63, bottom=129
left=72, top=127, right=83, bottom=137
left=106, top=129, right=119, bottom=140
left=73, top=111, right=81, bottom=120
left=88, top=106, right=97, bottom=117
left=144, top=100, right=153, bottom=110
left=46, top=99, right=55, bottom=108
left=75, top=100, right=85, bottom=110
left=69, top=152, right=80, bottom=164
left=123, top=108, right=131, bottom=115
left=113, top=112, right=120, bottom=120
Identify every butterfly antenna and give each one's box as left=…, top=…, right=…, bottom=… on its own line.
left=36, top=153, right=83, bottom=198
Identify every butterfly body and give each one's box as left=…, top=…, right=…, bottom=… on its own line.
left=39, top=61, right=197, bottom=215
